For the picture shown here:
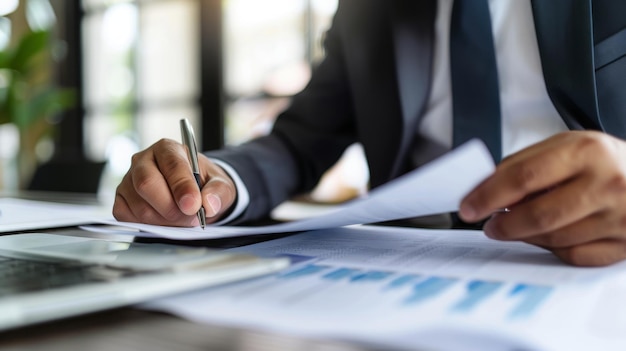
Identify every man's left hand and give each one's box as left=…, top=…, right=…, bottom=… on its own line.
left=460, top=131, right=626, bottom=266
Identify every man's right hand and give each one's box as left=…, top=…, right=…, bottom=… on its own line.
left=113, top=138, right=237, bottom=227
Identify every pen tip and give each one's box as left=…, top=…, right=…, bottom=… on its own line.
left=198, top=207, right=206, bottom=230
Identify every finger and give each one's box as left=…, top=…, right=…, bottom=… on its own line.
left=123, top=172, right=197, bottom=226
left=129, top=155, right=191, bottom=225
left=125, top=160, right=174, bottom=217
left=115, top=140, right=200, bottom=226
left=198, top=156, right=237, bottom=222
left=550, top=239, right=626, bottom=267
left=521, top=211, right=621, bottom=248
left=152, top=140, right=203, bottom=215
left=112, top=188, right=135, bottom=222
left=202, top=176, right=237, bottom=220
left=461, top=132, right=601, bottom=222
left=496, top=131, right=569, bottom=165
left=482, top=173, right=603, bottom=241
left=114, top=179, right=161, bottom=224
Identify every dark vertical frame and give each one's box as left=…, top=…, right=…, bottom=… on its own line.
left=54, top=0, right=85, bottom=160
left=56, top=0, right=230, bottom=155
left=199, top=0, right=224, bottom=151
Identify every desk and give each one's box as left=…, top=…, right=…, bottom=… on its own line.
left=0, top=305, right=379, bottom=351
left=0, top=225, right=387, bottom=351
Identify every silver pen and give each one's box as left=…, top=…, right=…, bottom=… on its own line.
left=180, top=118, right=206, bottom=229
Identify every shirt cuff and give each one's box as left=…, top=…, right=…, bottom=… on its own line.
left=208, top=158, right=250, bottom=226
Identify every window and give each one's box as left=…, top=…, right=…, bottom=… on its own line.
left=79, top=0, right=348, bottom=201
left=223, top=0, right=337, bottom=145
left=81, top=0, right=201, bottom=199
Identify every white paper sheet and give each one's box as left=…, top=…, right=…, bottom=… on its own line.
left=0, top=198, right=110, bottom=233
left=96, top=139, right=495, bottom=239
left=142, top=226, right=626, bottom=351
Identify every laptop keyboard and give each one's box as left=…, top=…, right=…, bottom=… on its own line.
left=0, top=256, right=107, bottom=296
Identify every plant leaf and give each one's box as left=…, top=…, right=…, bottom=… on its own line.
left=10, top=30, right=50, bottom=73
left=14, top=87, right=75, bottom=129
left=0, top=51, right=11, bottom=69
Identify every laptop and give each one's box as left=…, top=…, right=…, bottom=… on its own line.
left=0, top=233, right=289, bottom=331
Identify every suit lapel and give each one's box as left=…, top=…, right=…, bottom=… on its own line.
left=531, top=0, right=602, bottom=131
left=342, top=2, right=402, bottom=188
left=346, top=1, right=435, bottom=187
left=388, top=0, right=436, bottom=177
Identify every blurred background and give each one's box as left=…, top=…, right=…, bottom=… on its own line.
left=0, top=0, right=369, bottom=208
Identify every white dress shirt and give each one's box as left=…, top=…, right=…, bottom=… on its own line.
left=219, top=0, right=569, bottom=223
left=420, top=0, right=568, bottom=157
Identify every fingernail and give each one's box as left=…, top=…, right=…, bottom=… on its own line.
left=206, top=194, right=221, bottom=217
left=179, top=194, right=196, bottom=214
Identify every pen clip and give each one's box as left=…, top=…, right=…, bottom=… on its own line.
left=180, top=118, right=201, bottom=174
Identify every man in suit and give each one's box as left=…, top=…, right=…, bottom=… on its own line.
left=113, top=0, right=626, bottom=266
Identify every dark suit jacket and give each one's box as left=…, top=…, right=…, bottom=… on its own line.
left=208, top=0, right=626, bottom=223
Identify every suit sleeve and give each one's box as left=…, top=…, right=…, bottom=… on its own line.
left=205, top=2, right=358, bottom=223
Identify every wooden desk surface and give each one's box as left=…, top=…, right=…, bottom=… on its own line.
left=0, top=193, right=402, bottom=351
left=0, top=308, right=384, bottom=351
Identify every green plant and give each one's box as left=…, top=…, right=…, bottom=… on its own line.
left=0, top=30, right=73, bottom=127
left=0, top=28, right=75, bottom=188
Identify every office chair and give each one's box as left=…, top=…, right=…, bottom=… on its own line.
left=27, top=159, right=107, bottom=194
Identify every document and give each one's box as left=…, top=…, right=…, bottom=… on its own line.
left=0, top=198, right=109, bottom=233
left=141, top=226, right=626, bottom=351
left=95, top=140, right=495, bottom=239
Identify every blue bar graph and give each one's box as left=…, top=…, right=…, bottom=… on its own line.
left=508, top=284, right=553, bottom=319
left=350, top=271, right=392, bottom=283
left=451, top=280, right=503, bottom=312
left=322, top=267, right=361, bottom=281
left=404, top=277, right=457, bottom=305
left=275, top=262, right=553, bottom=321
left=385, top=274, right=421, bottom=290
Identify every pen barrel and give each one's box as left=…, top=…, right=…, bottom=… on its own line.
left=193, top=173, right=203, bottom=190
left=180, top=119, right=201, bottom=172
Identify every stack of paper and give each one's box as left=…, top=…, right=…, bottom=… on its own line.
left=0, top=198, right=110, bottom=233
left=142, top=226, right=626, bottom=351
left=95, top=140, right=495, bottom=240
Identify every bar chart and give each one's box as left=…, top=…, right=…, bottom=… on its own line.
left=277, top=263, right=554, bottom=320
